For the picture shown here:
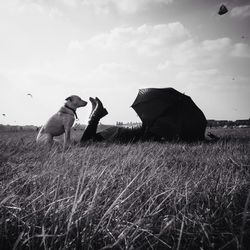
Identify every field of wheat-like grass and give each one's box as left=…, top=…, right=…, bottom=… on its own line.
left=0, top=128, right=249, bottom=250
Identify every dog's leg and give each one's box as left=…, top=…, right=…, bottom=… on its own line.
left=46, top=135, right=53, bottom=144
left=36, top=132, right=53, bottom=145
left=63, top=128, right=71, bottom=151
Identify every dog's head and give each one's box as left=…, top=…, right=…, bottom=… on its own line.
left=65, top=95, right=87, bottom=108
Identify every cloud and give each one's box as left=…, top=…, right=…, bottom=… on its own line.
left=19, top=0, right=173, bottom=14
left=82, top=0, right=173, bottom=14
left=21, top=0, right=78, bottom=8
left=85, top=62, right=144, bottom=88
left=17, top=0, right=80, bottom=17
left=69, top=22, right=190, bottom=56
left=17, top=0, right=64, bottom=17
left=161, top=37, right=250, bottom=69
left=176, top=68, right=218, bottom=83
left=70, top=23, right=250, bottom=62
left=69, top=22, right=250, bottom=80
left=230, top=43, right=250, bottom=58
left=171, top=38, right=232, bottom=67
left=157, top=60, right=170, bottom=70
left=68, top=40, right=83, bottom=50
left=231, top=4, right=250, bottom=18
left=87, top=62, right=136, bottom=79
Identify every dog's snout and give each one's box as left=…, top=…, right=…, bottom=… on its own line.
left=82, top=100, right=88, bottom=106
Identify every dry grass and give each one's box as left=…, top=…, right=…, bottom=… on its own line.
left=0, top=128, right=249, bottom=249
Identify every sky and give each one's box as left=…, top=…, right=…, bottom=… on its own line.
left=0, top=0, right=250, bottom=126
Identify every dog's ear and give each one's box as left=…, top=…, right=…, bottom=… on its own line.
left=65, top=96, right=72, bottom=102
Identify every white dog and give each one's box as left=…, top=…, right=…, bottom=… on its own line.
left=36, top=95, right=87, bottom=148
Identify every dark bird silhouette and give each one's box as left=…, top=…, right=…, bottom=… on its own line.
left=218, top=4, right=228, bottom=15
left=27, top=93, right=33, bottom=98
left=2, top=114, right=6, bottom=117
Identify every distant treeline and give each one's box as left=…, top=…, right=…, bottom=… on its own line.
left=116, top=121, right=142, bottom=128
left=207, top=119, right=250, bottom=128
left=0, top=124, right=39, bottom=132
left=0, top=119, right=249, bottom=132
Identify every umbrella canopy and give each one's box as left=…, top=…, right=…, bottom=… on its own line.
left=131, top=87, right=207, bottom=141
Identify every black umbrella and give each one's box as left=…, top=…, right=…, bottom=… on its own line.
left=131, top=87, right=207, bottom=141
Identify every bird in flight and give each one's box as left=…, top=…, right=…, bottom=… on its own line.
left=218, top=4, right=228, bottom=15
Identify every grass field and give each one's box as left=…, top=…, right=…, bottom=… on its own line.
left=0, top=128, right=249, bottom=250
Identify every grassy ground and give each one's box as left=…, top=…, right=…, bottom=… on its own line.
left=0, top=128, right=249, bottom=250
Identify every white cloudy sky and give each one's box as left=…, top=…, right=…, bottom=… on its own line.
left=0, top=0, right=249, bottom=126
